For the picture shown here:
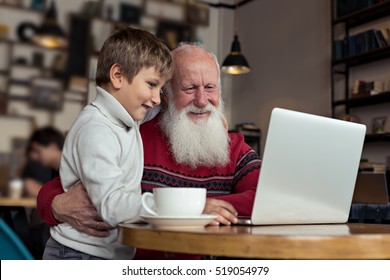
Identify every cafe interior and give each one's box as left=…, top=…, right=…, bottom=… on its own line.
left=1, top=0, right=390, bottom=260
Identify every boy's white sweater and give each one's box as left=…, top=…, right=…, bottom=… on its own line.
left=51, top=86, right=155, bottom=259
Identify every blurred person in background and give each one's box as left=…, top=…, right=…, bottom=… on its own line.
left=22, top=126, right=64, bottom=196
left=21, top=126, right=64, bottom=259
left=28, top=126, right=64, bottom=176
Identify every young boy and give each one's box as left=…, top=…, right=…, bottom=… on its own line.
left=43, top=27, right=172, bottom=260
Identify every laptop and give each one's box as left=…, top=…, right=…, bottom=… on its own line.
left=352, top=173, right=389, bottom=205
left=238, top=108, right=366, bottom=225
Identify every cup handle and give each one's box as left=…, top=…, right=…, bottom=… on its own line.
left=141, top=192, right=158, bottom=216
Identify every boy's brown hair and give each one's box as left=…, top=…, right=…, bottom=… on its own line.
left=96, top=27, right=173, bottom=86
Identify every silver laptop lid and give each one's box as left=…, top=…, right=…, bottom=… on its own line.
left=251, top=108, right=366, bottom=225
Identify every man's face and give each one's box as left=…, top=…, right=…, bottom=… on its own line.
left=30, top=142, right=58, bottom=168
left=169, top=53, right=220, bottom=122
left=160, top=47, right=230, bottom=168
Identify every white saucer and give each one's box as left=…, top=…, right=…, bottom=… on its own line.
left=140, top=214, right=217, bottom=229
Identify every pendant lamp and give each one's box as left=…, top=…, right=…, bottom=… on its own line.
left=33, top=0, right=67, bottom=48
left=221, top=0, right=250, bottom=75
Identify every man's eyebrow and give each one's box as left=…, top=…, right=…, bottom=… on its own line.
left=179, top=82, right=196, bottom=87
left=181, top=84, right=199, bottom=89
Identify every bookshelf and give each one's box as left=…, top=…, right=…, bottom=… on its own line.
left=333, top=90, right=390, bottom=108
left=332, top=45, right=390, bottom=66
left=333, top=0, right=390, bottom=26
left=331, top=0, right=390, bottom=144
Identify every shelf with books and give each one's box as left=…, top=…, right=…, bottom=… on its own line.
left=365, top=132, right=390, bottom=143
left=333, top=45, right=390, bottom=66
left=334, top=1, right=390, bottom=27
left=333, top=91, right=390, bottom=108
left=331, top=0, right=390, bottom=164
left=331, top=0, right=390, bottom=118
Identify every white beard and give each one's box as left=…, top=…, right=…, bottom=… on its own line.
left=160, top=100, right=230, bottom=169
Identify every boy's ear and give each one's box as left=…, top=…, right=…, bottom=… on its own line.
left=109, top=64, right=123, bottom=90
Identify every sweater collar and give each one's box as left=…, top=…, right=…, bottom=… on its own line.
left=92, top=86, right=136, bottom=128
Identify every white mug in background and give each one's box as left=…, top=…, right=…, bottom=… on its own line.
left=141, top=188, right=206, bottom=217
left=8, top=178, right=23, bottom=199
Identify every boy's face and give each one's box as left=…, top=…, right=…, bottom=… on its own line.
left=115, top=67, right=164, bottom=121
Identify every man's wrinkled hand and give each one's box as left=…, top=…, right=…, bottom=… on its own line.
left=52, top=181, right=113, bottom=237
left=203, top=198, right=238, bottom=226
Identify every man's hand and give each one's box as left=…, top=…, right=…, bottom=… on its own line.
left=52, top=181, right=113, bottom=237
left=203, top=198, right=238, bottom=225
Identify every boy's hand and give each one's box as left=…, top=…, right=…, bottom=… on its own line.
left=203, top=198, right=238, bottom=226
left=52, top=181, right=113, bottom=237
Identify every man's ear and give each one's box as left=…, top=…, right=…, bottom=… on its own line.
left=109, top=64, right=123, bottom=90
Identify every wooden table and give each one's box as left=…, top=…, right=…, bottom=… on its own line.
left=0, top=197, right=36, bottom=208
left=120, top=223, right=390, bottom=259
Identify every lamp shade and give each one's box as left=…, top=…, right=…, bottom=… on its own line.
left=221, top=35, right=250, bottom=75
left=33, top=0, right=67, bottom=48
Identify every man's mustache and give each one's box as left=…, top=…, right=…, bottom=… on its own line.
left=183, top=104, right=216, bottom=114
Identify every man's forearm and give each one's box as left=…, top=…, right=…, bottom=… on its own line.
left=37, top=177, right=64, bottom=226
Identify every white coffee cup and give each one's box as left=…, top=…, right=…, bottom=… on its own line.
left=141, top=188, right=206, bottom=217
left=8, top=178, right=23, bottom=199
